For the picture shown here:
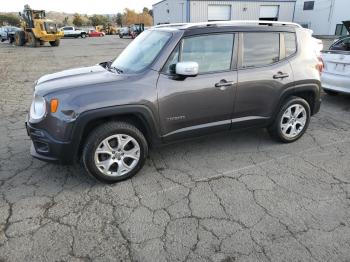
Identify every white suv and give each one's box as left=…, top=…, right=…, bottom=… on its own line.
left=60, top=26, right=87, bottom=38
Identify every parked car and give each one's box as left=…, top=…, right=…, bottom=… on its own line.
left=119, top=24, right=145, bottom=39
left=26, top=21, right=322, bottom=183
left=60, top=26, right=87, bottom=38
left=0, top=26, right=20, bottom=43
left=333, top=21, right=350, bottom=43
left=321, top=36, right=350, bottom=95
left=88, top=29, right=105, bottom=37
left=118, top=27, right=130, bottom=38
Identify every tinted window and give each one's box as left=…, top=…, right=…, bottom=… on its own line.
left=285, top=33, right=297, bottom=57
left=330, top=37, right=350, bottom=51
left=335, top=24, right=349, bottom=36
left=242, top=33, right=280, bottom=68
left=303, top=1, right=314, bottom=10
left=181, top=34, right=234, bottom=73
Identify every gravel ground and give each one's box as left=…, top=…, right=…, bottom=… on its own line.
left=0, top=36, right=349, bottom=262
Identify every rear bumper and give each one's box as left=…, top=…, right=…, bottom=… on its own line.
left=26, top=121, right=76, bottom=164
left=321, top=72, right=350, bottom=94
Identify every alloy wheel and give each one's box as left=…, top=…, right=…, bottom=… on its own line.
left=94, top=134, right=140, bottom=177
left=280, top=104, right=307, bottom=139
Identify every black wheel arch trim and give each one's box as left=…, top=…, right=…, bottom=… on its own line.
left=69, top=105, right=161, bottom=160
left=274, top=81, right=321, bottom=119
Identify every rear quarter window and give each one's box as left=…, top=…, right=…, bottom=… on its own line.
left=285, top=32, right=297, bottom=57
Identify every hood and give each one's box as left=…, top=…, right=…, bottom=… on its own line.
left=35, top=65, right=126, bottom=95
left=343, top=21, right=350, bottom=34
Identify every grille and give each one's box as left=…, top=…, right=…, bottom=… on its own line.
left=44, top=23, right=57, bottom=34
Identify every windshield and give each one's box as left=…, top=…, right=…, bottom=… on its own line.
left=111, top=30, right=172, bottom=73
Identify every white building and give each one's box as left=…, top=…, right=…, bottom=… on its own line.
left=293, top=0, right=349, bottom=35
left=153, top=0, right=296, bottom=25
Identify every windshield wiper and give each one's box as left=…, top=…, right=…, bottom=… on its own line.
left=109, top=65, right=124, bottom=74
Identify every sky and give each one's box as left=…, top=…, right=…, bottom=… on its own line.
left=1, top=0, right=157, bottom=14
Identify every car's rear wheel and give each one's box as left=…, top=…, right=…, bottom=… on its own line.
left=323, top=89, right=338, bottom=96
left=268, top=96, right=311, bottom=143
left=82, top=122, right=148, bottom=183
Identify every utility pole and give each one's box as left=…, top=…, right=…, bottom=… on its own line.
left=328, top=0, right=335, bottom=34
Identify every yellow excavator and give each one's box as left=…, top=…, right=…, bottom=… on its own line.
left=96, top=24, right=118, bottom=35
left=15, top=5, right=63, bottom=47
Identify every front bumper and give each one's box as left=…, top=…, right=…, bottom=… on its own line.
left=26, top=121, right=76, bottom=164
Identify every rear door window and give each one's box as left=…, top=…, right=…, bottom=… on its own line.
left=242, top=32, right=280, bottom=68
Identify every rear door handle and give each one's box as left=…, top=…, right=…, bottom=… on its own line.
left=273, top=72, right=289, bottom=79
left=215, top=79, right=234, bottom=90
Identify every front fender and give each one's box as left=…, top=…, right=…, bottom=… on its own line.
left=70, top=104, right=161, bottom=157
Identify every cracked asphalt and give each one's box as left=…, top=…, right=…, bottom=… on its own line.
left=0, top=36, right=350, bottom=262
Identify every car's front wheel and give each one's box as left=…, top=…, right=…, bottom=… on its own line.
left=82, top=121, right=148, bottom=183
left=268, top=96, right=311, bottom=143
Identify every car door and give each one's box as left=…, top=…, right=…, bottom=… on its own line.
left=157, top=33, right=238, bottom=140
left=62, top=27, right=69, bottom=36
left=65, top=27, right=74, bottom=36
left=234, top=31, right=295, bottom=123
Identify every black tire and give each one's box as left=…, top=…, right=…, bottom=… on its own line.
left=81, top=33, right=86, bottom=38
left=28, top=32, right=39, bottom=47
left=82, top=121, right=148, bottom=183
left=268, top=96, right=311, bottom=143
left=49, top=39, right=60, bottom=47
left=119, top=34, right=123, bottom=38
left=15, top=31, right=26, bottom=46
left=323, top=89, right=338, bottom=96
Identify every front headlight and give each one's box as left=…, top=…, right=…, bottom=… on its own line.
left=30, top=95, right=46, bottom=121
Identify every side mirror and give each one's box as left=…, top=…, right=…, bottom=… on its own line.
left=176, top=62, right=199, bottom=77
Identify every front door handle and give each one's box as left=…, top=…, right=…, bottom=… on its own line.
left=215, top=79, right=234, bottom=90
left=273, top=72, right=289, bottom=79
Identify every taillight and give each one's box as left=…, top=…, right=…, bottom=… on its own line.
left=316, top=57, right=324, bottom=75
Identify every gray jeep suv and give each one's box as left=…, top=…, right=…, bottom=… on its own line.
left=26, top=21, right=322, bottom=183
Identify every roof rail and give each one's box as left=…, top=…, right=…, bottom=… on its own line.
left=155, top=20, right=302, bottom=29
left=152, top=23, right=188, bottom=28
left=186, top=20, right=302, bottom=28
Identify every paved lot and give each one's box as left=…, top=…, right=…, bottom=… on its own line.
left=0, top=36, right=350, bottom=262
